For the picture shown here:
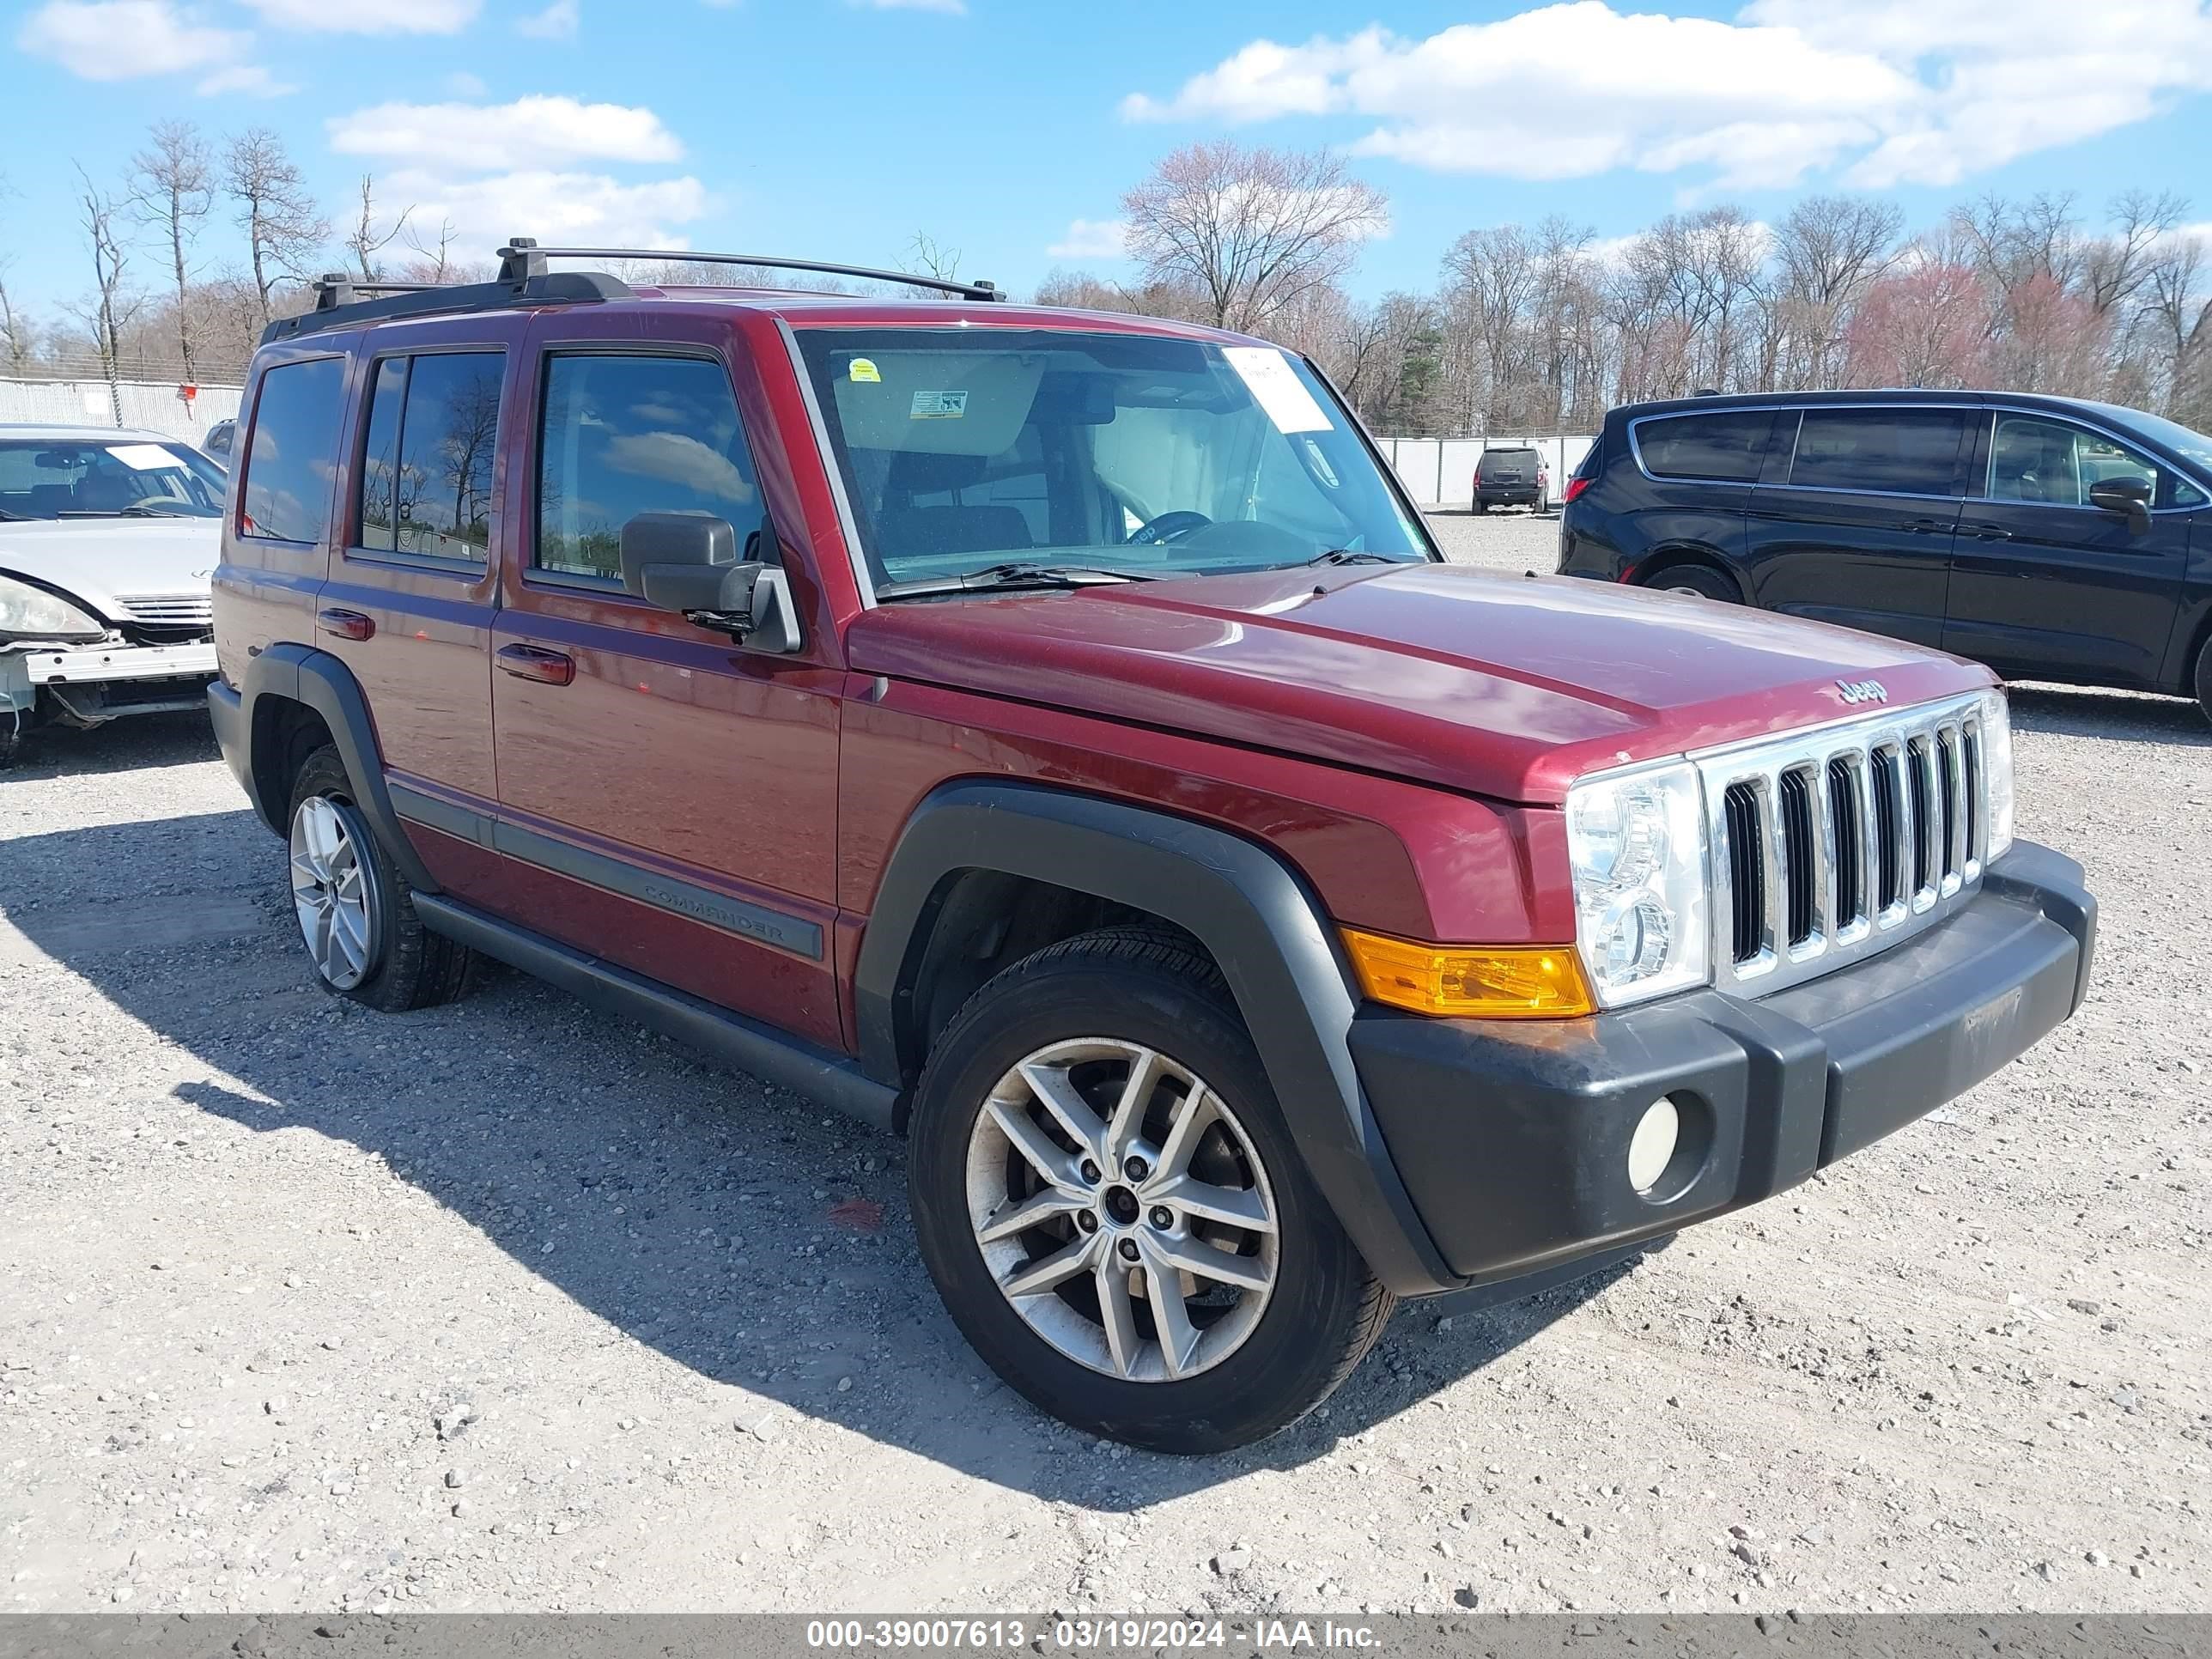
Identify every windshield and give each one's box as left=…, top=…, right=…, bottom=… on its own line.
left=794, top=327, right=1432, bottom=591
left=0, top=437, right=229, bottom=520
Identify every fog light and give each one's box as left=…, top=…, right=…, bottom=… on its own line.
left=1627, top=1097, right=1680, bottom=1194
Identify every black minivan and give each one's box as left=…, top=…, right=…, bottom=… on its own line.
left=1558, top=389, right=2212, bottom=720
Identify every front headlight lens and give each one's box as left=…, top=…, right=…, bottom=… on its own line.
left=1978, top=690, right=2014, bottom=863
left=0, top=574, right=105, bottom=641
left=1565, top=761, right=1711, bottom=1007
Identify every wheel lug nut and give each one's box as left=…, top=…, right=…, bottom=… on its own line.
left=1079, top=1160, right=1102, bottom=1184
left=1076, top=1212, right=1099, bottom=1234
left=1117, top=1238, right=1141, bottom=1262
left=1149, top=1206, right=1173, bottom=1230
left=1122, top=1156, right=1149, bottom=1181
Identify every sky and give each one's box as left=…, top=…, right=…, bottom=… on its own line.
left=7, top=0, right=2212, bottom=318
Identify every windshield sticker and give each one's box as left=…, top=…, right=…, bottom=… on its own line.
left=1223, top=347, right=1332, bottom=434
left=106, top=443, right=178, bottom=471
left=848, top=358, right=881, bottom=383
left=910, top=390, right=969, bottom=420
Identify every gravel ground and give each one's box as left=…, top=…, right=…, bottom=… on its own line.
left=3, top=516, right=2208, bottom=1616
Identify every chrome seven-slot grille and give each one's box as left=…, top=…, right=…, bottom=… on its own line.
left=116, top=593, right=215, bottom=629
left=1701, top=692, right=1990, bottom=995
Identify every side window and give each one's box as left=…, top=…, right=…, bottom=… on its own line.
left=1789, top=409, right=1966, bottom=496
left=356, top=351, right=504, bottom=561
left=536, top=353, right=763, bottom=582
left=1987, top=415, right=2168, bottom=508
left=1635, top=410, right=1773, bottom=482
left=240, top=357, right=346, bottom=543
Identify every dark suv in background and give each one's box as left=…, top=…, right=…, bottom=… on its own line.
left=1474, top=444, right=1549, bottom=513
left=1558, top=389, right=2212, bottom=720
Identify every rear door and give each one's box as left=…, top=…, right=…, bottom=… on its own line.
left=1743, top=405, right=1968, bottom=647
left=484, top=315, right=847, bottom=1049
left=1944, top=410, right=2198, bottom=688
left=1617, top=406, right=1776, bottom=574
left=313, top=320, right=518, bottom=864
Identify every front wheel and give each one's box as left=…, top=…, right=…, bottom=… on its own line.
left=1646, top=562, right=1741, bottom=603
left=2195, top=636, right=2212, bottom=726
left=907, top=928, right=1392, bottom=1453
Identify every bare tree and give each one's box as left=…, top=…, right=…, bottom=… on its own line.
left=345, top=174, right=413, bottom=283
left=402, top=216, right=461, bottom=284
left=2081, top=190, right=2185, bottom=316
left=1768, top=194, right=1903, bottom=386
left=125, top=119, right=213, bottom=382
left=1122, top=142, right=1388, bottom=332
left=0, top=169, right=31, bottom=376
left=902, top=232, right=963, bottom=283
left=2144, top=232, right=2212, bottom=426
left=67, top=164, right=137, bottom=423
left=224, top=128, right=327, bottom=325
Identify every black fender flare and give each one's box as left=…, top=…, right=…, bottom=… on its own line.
left=231, top=642, right=441, bottom=894
left=855, top=780, right=1458, bottom=1297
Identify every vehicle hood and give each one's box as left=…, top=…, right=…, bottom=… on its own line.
left=844, top=562, right=1993, bottom=804
left=0, top=518, right=219, bottom=623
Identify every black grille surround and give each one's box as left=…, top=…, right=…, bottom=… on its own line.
left=1704, top=692, right=1996, bottom=995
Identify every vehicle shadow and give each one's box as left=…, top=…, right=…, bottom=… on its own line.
left=2008, top=683, right=2210, bottom=747
left=2, top=709, right=217, bottom=777
left=3, top=805, right=1637, bottom=1508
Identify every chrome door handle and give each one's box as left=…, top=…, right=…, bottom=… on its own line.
left=317, top=607, right=374, bottom=641
left=495, top=643, right=575, bottom=686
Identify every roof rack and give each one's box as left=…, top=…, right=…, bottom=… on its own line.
left=500, top=241, right=1004, bottom=302
left=259, top=234, right=1004, bottom=348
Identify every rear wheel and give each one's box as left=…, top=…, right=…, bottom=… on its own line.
left=1473, top=498, right=1491, bottom=514
left=1645, top=562, right=1741, bottom=603
left=908, top=928, right=1392, bottom=1453
left=284, top=745, right=474, bottom=1012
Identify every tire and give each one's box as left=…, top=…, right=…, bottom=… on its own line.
left=1645, top=562, right=1741, bottom=603
left=907, top=927, right=1393, bottom=1454
left=1473, top=499, right=1491, bottom=514
left=2195, top=635, right=2212, bottom=726
left=283, top=744, right=474, bottom=1012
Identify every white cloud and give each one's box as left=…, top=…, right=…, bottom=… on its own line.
left=445, top=70, right=488, bottom=95
left=1121, top=0, right=2212, bottom=192
left=197, top=62, right=295, bottom=97
left=237, top=0, right=477, bottom=31
left=329, top=96, right=684, bottom=170
left=16, top=0, right=246, bottom=81
left=1047, top=218, right=1130, bottom=261
left=380, top=167, right=708, bottom=251
left=515, top=0, right=578, bottom=40
left=850, top=0, right=964, bottom=12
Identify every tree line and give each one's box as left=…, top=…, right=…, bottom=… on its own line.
left=7, top=127, right=2211, bottom=444
left=1051, top=143, right=2212, bottom=439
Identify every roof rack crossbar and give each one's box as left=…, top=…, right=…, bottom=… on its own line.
left=264, top=266, right=635, bottom=347
left=501, top=244, right=1003, bottom=302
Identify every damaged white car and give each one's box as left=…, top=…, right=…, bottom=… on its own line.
left=1, top=424, right=227, bottom=766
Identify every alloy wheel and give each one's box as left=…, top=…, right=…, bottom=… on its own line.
left=965, top=1036, right=1279, bottom=1383
left=289, top=794, right=382, bottom=991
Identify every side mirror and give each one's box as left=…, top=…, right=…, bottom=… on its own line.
left=2087, top=477, right=2152, bottom=534
left=617, top=511, right=803, bottom=653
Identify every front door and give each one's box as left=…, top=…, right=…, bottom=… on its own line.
left=485, top=323, right=846, bottom=1050
left=1943, top=410, right=2196, bottom=688
left=1743, top=405, right=1970, bottom=648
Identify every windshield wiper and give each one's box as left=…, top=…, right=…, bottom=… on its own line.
left=875, top=562, right=1158, bottom=601
left=1307, top=548, right=1406, bottom=567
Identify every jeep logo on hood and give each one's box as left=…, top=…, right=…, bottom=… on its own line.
left=1836, top=678, right=1890, bottom=706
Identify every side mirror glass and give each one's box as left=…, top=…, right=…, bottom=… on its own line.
left=617, top=512, right=803, bottom=653
left=2087, top=477, right=2152, bottom=534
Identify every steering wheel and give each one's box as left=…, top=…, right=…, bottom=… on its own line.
left=1127, top=509, right=1212, bottom=546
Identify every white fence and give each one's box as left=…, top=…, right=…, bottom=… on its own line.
left=1376, top=434, right=1595, bottom=509
left=0, top=377, right=244, bottom=443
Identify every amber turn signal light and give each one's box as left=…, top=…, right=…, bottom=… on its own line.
left=1340, top=928, right=1595, bottom=1018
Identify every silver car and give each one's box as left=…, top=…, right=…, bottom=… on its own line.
left=0, top=423, right=227, bottom=765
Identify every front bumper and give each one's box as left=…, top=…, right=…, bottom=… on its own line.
left=1351, top=841, right=2095, bottom=1287
left=3, top=640, right=217, bottom=719
left=21, top=640, right=216, bottom=686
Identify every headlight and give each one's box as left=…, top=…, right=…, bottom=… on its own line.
left=1565, top=760, right=1711, bottom=1007
left=0, top=574, right=106, bottom=642
left=1978, top=689, right=2014, bottom=863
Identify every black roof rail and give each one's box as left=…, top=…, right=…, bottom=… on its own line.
left=260, top=242, right=635, bottom=347
left=503, top=241, right=1004, bottom=302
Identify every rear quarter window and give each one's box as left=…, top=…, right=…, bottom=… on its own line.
left=1634, top=410, right=1774, bottom=482
left=240, top=357, right=347, bottom=544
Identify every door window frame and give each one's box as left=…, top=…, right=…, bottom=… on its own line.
left=523, top=342, right=757, bottom=600
left=236, top=350, right=349, bottom=547
left=343, top=343, right=510, bottom=577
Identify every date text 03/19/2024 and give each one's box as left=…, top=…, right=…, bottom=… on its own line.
left=803, top=1619, right=1382, bottom=1650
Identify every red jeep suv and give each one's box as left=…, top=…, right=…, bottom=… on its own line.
left=209, top=240, right=2097, bottom=1453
